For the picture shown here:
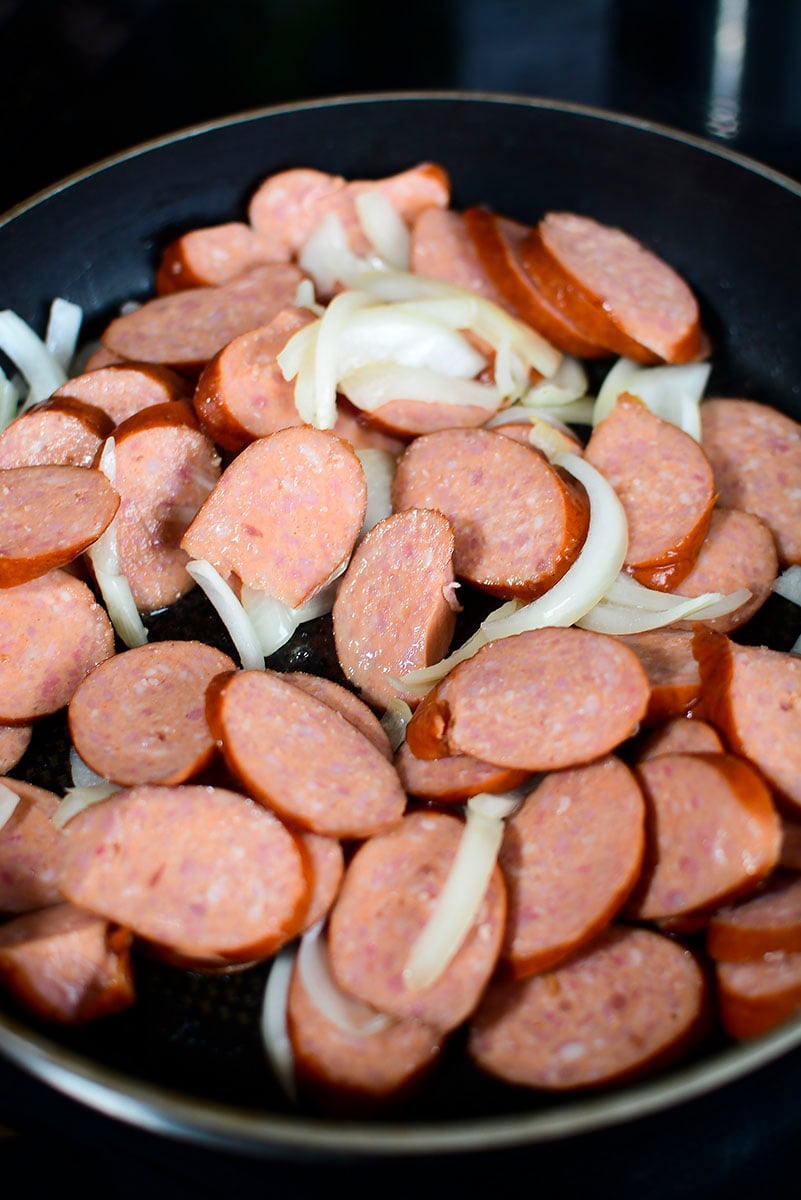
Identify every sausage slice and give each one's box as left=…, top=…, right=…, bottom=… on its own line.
left=0, top=779, right=66, bottom=913
left=0, top=397, right=114, bottom=469
left=708, top=873, right=801, bottom=962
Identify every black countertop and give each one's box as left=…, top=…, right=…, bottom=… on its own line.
left=3, top=1, right=801, bottom=1195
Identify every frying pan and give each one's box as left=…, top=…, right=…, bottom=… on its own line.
left=2, top=90, right=801, bottom=1159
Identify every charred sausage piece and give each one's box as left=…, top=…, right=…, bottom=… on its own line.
left=0, top=398, right=114, bottom=469
left=617, top=629, right=702, bottom=725
left=296, top=832, right=345, bottom=932
left=410, top=207, right=514, bottom=310
left=192, top=307, right=315, bottom=452
left=206, top=669, right=406, bottom=839
left=59, top=784, right=309, bottom=964
left=716, top=952, right=801, bottom=1040
left=394, top=741, right=530, bottom=804
left=0, top=570, right=115, bottom=723
left=0, top=779, right=66, bottom=913
left=500, top=756, right=645, bottom=977
left=182, top=425, right=366, bottom=607
left=626, top=752, right=781, bottom=922
left=700, top=398, right=801, bottom=566
left=391, top=427, right=590, bottom=600
left=585, top=393, right=715, bottom=589
left=669, top=508, right=778, bottom=634
left=0, top=724, right=32, bottom=774
left=468, top=925, right=708, bottom=1089
left=101, top=401, right=221, bottom=613
left=327, top=810, right=506, bottom=1031
left=0, top=902, right=134, bottom=1023
left=99, top=263, right=307, bottom=374
left=156, top=221, right=275, bottom=294
left=286, top=947, right=442, bottom=1116
left=68, top=640, right=236, bottom=786
left=51, top=362, right=192, bottom=426
left=634, top=716, right=723, bottom=762
left=332, top=508, right=458, bottom=710
left=406, top=626, right=650, bottom=770
left=281, top=672, right=393, bottom=760
left=536, top=211, right=704, bottom=363
left=0, top=464, right=119, bottom=587
left=707, top=873, right=801, bottom=961
left=462, top=207, right=610, bottom=358
left=694, top=631, right=801, bottom=813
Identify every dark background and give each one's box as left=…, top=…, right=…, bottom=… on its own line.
left=3, top=0, right=801, bottom=1196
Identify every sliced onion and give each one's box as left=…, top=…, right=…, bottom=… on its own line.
left=773, top=566, right=801, bottom=607
left=85, top=439, right=148, bottom=648
left=380, top=697, right=414, bottom=751
left=45, top=297, right=84, bottom=371
left=520, top=353, right=588, bottom=407
left=298, top=918, right=392, bottom=1036
left=791, top=633, right=801, bottom=657
left=298, top=211, right=368, bottom=296
left=275, top=318, right=319, bottom=386
left=241, top=564, right=346, bottom=658
left=402, top=792, right=511, bottom=993
left=355, top=191, right=411, bottom=270
left=293, top=276, right=324, bottom=315
left=185, top=559, right=264, bottom=670
left=0, top=783, right=20, bottom=832
left=52, top=784, right=119, bottom=829
left=356, top=448, right=395, bottom=541
left=340, top=363, right=502, bottom=413
left=260, top=944, right=299, bottom=1103
left=577, top=586, right=752, bottom=634
left=593, top=356, right=711, bottom=439
left=339, top=306, right=487, bottom=379
left=0, top=308, right=67, bottom=410
left=0, top=369, right=19, bottom=433
left=70, top=746, right=110, bottom=789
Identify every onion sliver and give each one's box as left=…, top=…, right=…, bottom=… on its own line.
left=261, top=944, right=298, bottom=1103
left=311, top=290, right=376, bottom=429
left=0, top=371, right=19, bottom=433
left=519, top=353, right=588, bottom=407
left=53, top=784, right=119, bottom=830
left=298, top=212, right=368, bottom=297
left=45, top=297, right=83, bottom=371
left=355, top=191, right=411, bottom=270
left=577, top=587, right=752, bottom=634
left=340, top=363, right=502, bottom=414
left=773, top=566, right=801, bottom=607
left=338, top=307, right=487, bottom=379
left=356, top=448, right=395, bottom=541
left=85, top=439, right=148, bottom=649
left=70, top=747, right=110, bottom=789
left=380, top=697, right=414, bottom=751
left=241, top=566, right=345, bottom=657
left=298, top=918, right=392, bottom=1037
left=402, top=793, right=510, bottom=993
left=0, top=783, right=20, bottom=832
left=185, top=559, right=264, bottom=670
left=0, top=308, right=67, bottom=410
left=593, top=356, right=711, bottom=439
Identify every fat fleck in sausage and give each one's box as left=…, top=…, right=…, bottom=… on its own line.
left=468, top=925, right=708, bottom=1089
left=391, top=427, right=590, bottom=600
left=0, top=570, right=115, bottom=723
left=626, top=752, right=781, bottom=922
left=59, top=784, right=310, bottom=964
left=68, top=640, right=236, bottom=786
left=326, top=809, right=506, bottom=1031
left=700, top=398, right=801, bottom=566
left=182, top=425, right=367, bottom=608
left=585, top=393, right=715, bottom=589
left=51, top=362, right=192, bottom=426
left=0, top=397, right=114, bottom=469
left=406, top=626, right=650, bottom=770
left=500, top=756, right=645, bottom=977
left=0, top=779, right=66, bottom=913
left=206, top=669, right=407, bottom=839
left=332, top=508, right=458, bottom=710
left=0, top=902, right=134, bottom=1023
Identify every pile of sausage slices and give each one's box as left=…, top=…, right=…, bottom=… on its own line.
left=2, top=160, right=801, bottom=1117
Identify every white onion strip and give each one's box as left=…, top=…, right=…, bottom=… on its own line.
left=519, top=353, right=588, bottom=407
left=298, top=918, right=392, bottom=1036
left=380, top=697, right=414, bottom=751
left=70, top=746, right=110, bottom=789
left=241, top=566, right=346, bottom=658
left=577, top=587, right=752, bottom=634
left=354, top=191, right=411, bottom=269
left=85, top=439, right=148, bottom=649
left=298, top=212, right=368, bottom=297
left=773, top=566, right=801, bottom=607
left=0, top=783, right=20, bottom=832
left=402, top=791, right=520, bottom=993
left=260, top=944, right=299, bottom=1103
left=45, top=297, right=83, bottom=371
left=53, top=784, right=119, bottom=829
left=356, top=448, right=395, bottom=541
left=592, top=356, right=711, bottom=439
left=0, top=369, right=19, bottom=432
left=0, top=308, right=67, bottom=411
left=185, top=560, right=264, bottom=670
left=340, top=363, right=502, bottom=413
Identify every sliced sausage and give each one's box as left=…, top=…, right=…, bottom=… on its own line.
left=406, top=626, right=650, bottom=771
left=296, top=832, right=345, bottom=932
left=626, top=752, right=781, bottom=922
left=182, top=425, right=366, bottom=608
left=192, top=306, right=315, bottom=452
left=51, top=362, right=192, bottom=426
left=617, top=629, right=702, bottom=725
left=585, top=393, right=715, bottom=589
left=707, top=873, right=801, bottom=961
left=327, top=809, right=506, bottom=1031
left=0, top=569, right=115, bottom=723
left=101, top=401, right=221, bottom=613
left=500, top=756, right=645, bottom=977
left=410, top=207, right=514, bottom=309
left=536, top=211, right=703, bottom=363
left=0, top=464, right=119, bottom=587
left=206, top=669, right=407, bottom=839
left=59, top=784, right=309, bottom=964
left=0, top=902, right=134, bottom=1024
left=780, top=818, right=801, bottom=871
left=634, top=716, right=723, bottom=762
left=0, top=724, right=32, bottom=773
left=0, top=397, right=114, bottom=469
left=391, top=427, right=589, bottom=600
left=332, top=508, right=457, bottom=710
left=68, top=640, right=236, bottom=786
left=694, top=631, right=801, bottom=813
left=394, top=741, right=530, bottom=804
left=100, top=263, right=307, bottom=374
left=716, top=952, right=801, bottom=1040
left=329, top=399, right=407, bottom=456
left=156, top=221, right=274, bottom=294
left=468, top=925, right=708, bottom=1089
left=670, top=508, right=778, bottom=633
left=700, top=398, right=801, bottom=566
left=0, top=779, right=66, bottom=913
left=281, top=672, right=393, bottom=760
